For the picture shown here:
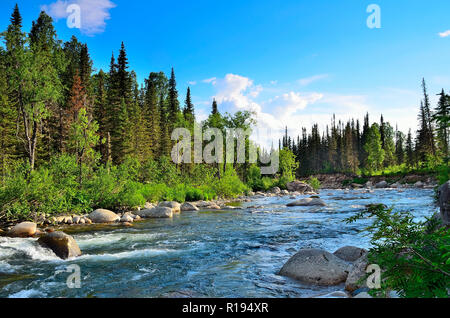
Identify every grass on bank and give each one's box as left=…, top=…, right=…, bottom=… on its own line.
left=0, top=155, right=249, bottom=223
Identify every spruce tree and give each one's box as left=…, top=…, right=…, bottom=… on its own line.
left=212, top=99, right=219, bottom=115
left=167, top=67, right=180, bottom=131
left=433, top=90, right=450, bottom=164
left=183, top=87, right=195, bottom=124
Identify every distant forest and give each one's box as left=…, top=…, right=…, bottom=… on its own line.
left=280, top=79, right=449, bottom=177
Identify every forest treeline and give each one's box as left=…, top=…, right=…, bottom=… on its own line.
left=281, top=80, right=449, bottom=178
left=0, top=5, right=448, bottom=222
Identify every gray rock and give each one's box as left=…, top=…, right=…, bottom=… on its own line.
left=120, top=214, right=134, bottom=223
left=144, top=202, right=156, bottom=209
left=438, top=181, right=450, bottom=225
left=334, top=246, right=367, bottom=262
left=287, top=181, right=313, bottom=194
left=158, top=201, right=181, bottom=213
left=287, top=198, right=327, bottom=207
left=281, top=190, right=289, bottom=195
left=345, top=254, right=369, bottom=292
left=72, top=216, right=81, bottom=224
left=9, top=222, right=37, bottom=237
left=37, top=231, right=81, bottom=260
left=414, top=181, right=424, bottom=188
left=271, top=187, right=281, bottom=194
left=375, top=181, right=388, bottom=188
left=181, top=202, right=199, bottom=212
left=135, top=207, right=173, bottom=218
left=279, top=249, right=350, bottom=286
left=88, top=209, right=120, bottom=223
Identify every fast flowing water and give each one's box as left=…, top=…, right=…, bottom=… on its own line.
left=0, top=188, right=436, bottom=298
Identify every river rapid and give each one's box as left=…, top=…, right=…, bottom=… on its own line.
left=0, top=188, right=436, bottom=298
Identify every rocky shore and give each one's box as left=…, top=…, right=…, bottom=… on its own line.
left=1, top=179, right=447, bottom=298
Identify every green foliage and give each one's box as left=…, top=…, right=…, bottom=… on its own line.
left=347, top=204, right=450, bottom=298
left=279, top=149, right=298, bottom=181
left=307, top=176, right=321, bottom=191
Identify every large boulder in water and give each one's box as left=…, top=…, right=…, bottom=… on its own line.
left=158, top=201, right=181, bottom=213
left=287, top=198, right=327, bottom=207
left=88, top=209, right=120, bottom=223
left=135, top=207, right=173, bottom=218
left=8, top=222, right=37, bottom=237
left=334, top=246, right=367, bottom=262
left=286, top=181, right=313, bottom=194
left=279, top=249, right=350, bottom=286
left=438, top=181, right=450, bottom=225
left=38, top=231, right=81, bottom=260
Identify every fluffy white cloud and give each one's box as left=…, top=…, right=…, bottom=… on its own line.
left=204, top=74, right=416, bottom=150
left=41, top=0, right=116, bottom=35
left=439, top=30, right=450, bottom=38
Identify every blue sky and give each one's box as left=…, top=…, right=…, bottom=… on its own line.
left=1, top=0, right=450, bottom=147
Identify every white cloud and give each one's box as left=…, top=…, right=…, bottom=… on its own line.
left=202, top=77, right=217, bottom=84
left=439, top=30, right=450, bottom=38
left=298, top=74, right=329, bottom=86
left=41, top=0, right=116, bottom=35
left=188, top=81, right=197, bottom=86
left=203, top=74, right=417, bottom=150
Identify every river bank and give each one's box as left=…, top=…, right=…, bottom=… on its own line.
left=0, top=187, right=437, bottom=298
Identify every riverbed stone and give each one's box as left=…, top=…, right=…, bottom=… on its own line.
left=375, top=181, right=388, bottom=188
left=120, top=214, right=134, bottom=223
left=72, top=216, right=81, bottom=224
left=271, top=187, right=281, bottom=194
left=158, top=201, right=181, bottom=213
left=136, top=207, right=173, bottom=218
left=279, top=249, right=350, bottom=286
left=9, top=222, right=37, bottom=237
left=181, top=202, right=199, bottom=212
left=334, top=246, right=367, bottom=262
left=286, top=181, right=313, bottom=194
left=287, top=198, right=327, bottom=207
left=88, top=209, right=120, bottom=223
left=345, top=254, right=369, bottom=292
left=438, top=181, right=450, bottom=225
left=37, top=231, right=81, bottom=260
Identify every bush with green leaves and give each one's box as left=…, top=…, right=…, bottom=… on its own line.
left=307, top=176, right=321, bottom=191
left=347, top=204, right=450, bottom=298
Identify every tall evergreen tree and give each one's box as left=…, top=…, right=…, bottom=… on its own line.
left=167, top=67, right=180, bottom=131
left=212, top=99, right=218, bottom=115
left=183, top=87, right=195, bottom=124
left=433, top=90, right=450, bottom=164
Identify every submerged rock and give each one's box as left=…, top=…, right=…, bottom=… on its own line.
left=334, top=246, right=367, bottom=262
left=136, top=207, right=173, bottom=218
left=353, top=292, right=372, bottom=298
left=287, top=198, right=327, bottom=207
left=9, top=222, right=37, bottom=237
left=279, top=248, right=350, bottom=286
left=181, top=202, right=199, bottom=212
left=120, top=213, right=134, bottom=223
left=37, top=231, right=81, bottom=260
left=88, top=209, right=120, bottom=223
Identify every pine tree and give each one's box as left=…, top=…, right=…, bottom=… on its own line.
left=68, top=108, right=100, bottom=184
left=0, top=52, right=16, bottom=183
left=406, top=129, right=415, bottom=168
left=395, top=126, right=405, bottom=165
left=212, top=99, right=218, bottom=115
left=92, top=70, right=108, bottom=163
left=183, top=87, right=195, bottom=124
left=364, top=123, right=385, bottom=173
left=159, top=92, right=170, bottom=157
left=167, top=67, right=180, bottom=131
left=433, top=89, right=450, bottom=164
